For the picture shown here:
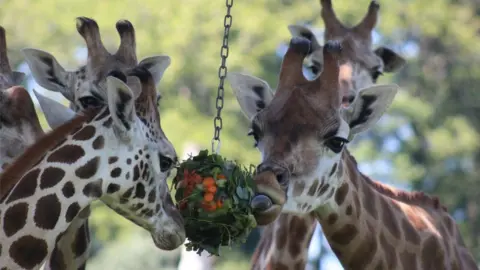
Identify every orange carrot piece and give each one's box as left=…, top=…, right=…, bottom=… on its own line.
left=203, top=192, right=214, bottom=202
left=202, top=177, right=215, bottom=187
left=206, top=186, right=217, bottom=194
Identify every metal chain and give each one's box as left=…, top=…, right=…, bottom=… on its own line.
left=212, top=0, right=233, bottom=154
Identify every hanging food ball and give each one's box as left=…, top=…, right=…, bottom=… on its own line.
left=172, top=150, right=257, bottom=256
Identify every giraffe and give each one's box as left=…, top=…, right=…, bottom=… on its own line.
left=0, top=67, right=186, bottom=270
left=289, top=0, right=405, bottom=105
left=22, top=17, right=172, bottom=270
left=237, top=1, right=407, bottom=268
left=228, top=36, right=478, bottom=269
left=0, top=26, right=44, bottom=171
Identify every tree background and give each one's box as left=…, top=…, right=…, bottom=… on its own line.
left=1, top=0, right=479, bottom=269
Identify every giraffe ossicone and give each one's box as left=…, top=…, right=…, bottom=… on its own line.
left=0, top=26, right=26, bottom=89
left=22, top=16, right=170, bottom=113
left=0, top=71, right=185, bottom=270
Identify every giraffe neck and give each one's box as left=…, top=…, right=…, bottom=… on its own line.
left=0, top=108, right=132, bottom=270
left=309, top=150, right=472, bottom=270
left=251, top=213, right=316, bottom=270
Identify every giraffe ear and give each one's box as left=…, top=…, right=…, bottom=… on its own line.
left=33, top=89, right=76, bottom=130
left=374, top=47, right=406, bottom=73
left=227, top=72, right=274, bottom=120
left=344, top=84, right=398, bottom=135
left=106, top=75, right=135, bottom=137
left=22, top=48, right=74, bottom=101
left=137, top=55, right=171, bottom=86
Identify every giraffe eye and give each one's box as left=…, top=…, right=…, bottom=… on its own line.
left=247, top=122, right=262, bottom=147
left=79, top=96, right=102, bottom=109
left=325, top=137, right=348, bottom=154
left=158, top=154, right=176, bottom=172
left=248, top=122, right=262, bottom=148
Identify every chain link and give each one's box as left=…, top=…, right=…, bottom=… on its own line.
left=212, top=0, right=233, bottom=153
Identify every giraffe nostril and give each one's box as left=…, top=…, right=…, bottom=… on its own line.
left=276, top=172, right=288, bottom=186
left=257, top=162, right=289, bottom=187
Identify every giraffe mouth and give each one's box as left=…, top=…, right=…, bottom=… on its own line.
left=151, top=230, right=185, bottom=250
left=255, top=186, right=286, bottom=206
left=250, top=192, right=283, bottom=225
left=252, top=203, right=282, bottom=226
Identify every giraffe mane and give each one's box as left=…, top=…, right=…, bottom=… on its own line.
left=0, top=108, right=99, bottom=201
left=345, top=149, right=448, bottom=212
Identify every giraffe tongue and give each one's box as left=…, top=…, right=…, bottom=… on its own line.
left=250, top=193, right=283, bottom=226
left=251, top=194, right=273, bottom=212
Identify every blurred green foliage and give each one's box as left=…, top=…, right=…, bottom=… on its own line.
left=2, top=0, right=480, bottom=268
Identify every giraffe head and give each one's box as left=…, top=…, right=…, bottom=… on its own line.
left=0, top=26, right=43, bottom=170
left=288, top=0, right=405, bottom=105
left=22, top=17, right=169, bottom=113
left=228, top=37, right=399, bottom=225
left=32, top=67, right=183, bottom=250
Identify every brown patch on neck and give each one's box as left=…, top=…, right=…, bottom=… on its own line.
left=343, top=149, right=448, bottom=212
left=0, top=109, right=99, bottom=200
left=252, top=214, right=316, bottom=269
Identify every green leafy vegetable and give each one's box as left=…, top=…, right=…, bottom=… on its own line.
left=172, top=150, right=257, bottom=256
